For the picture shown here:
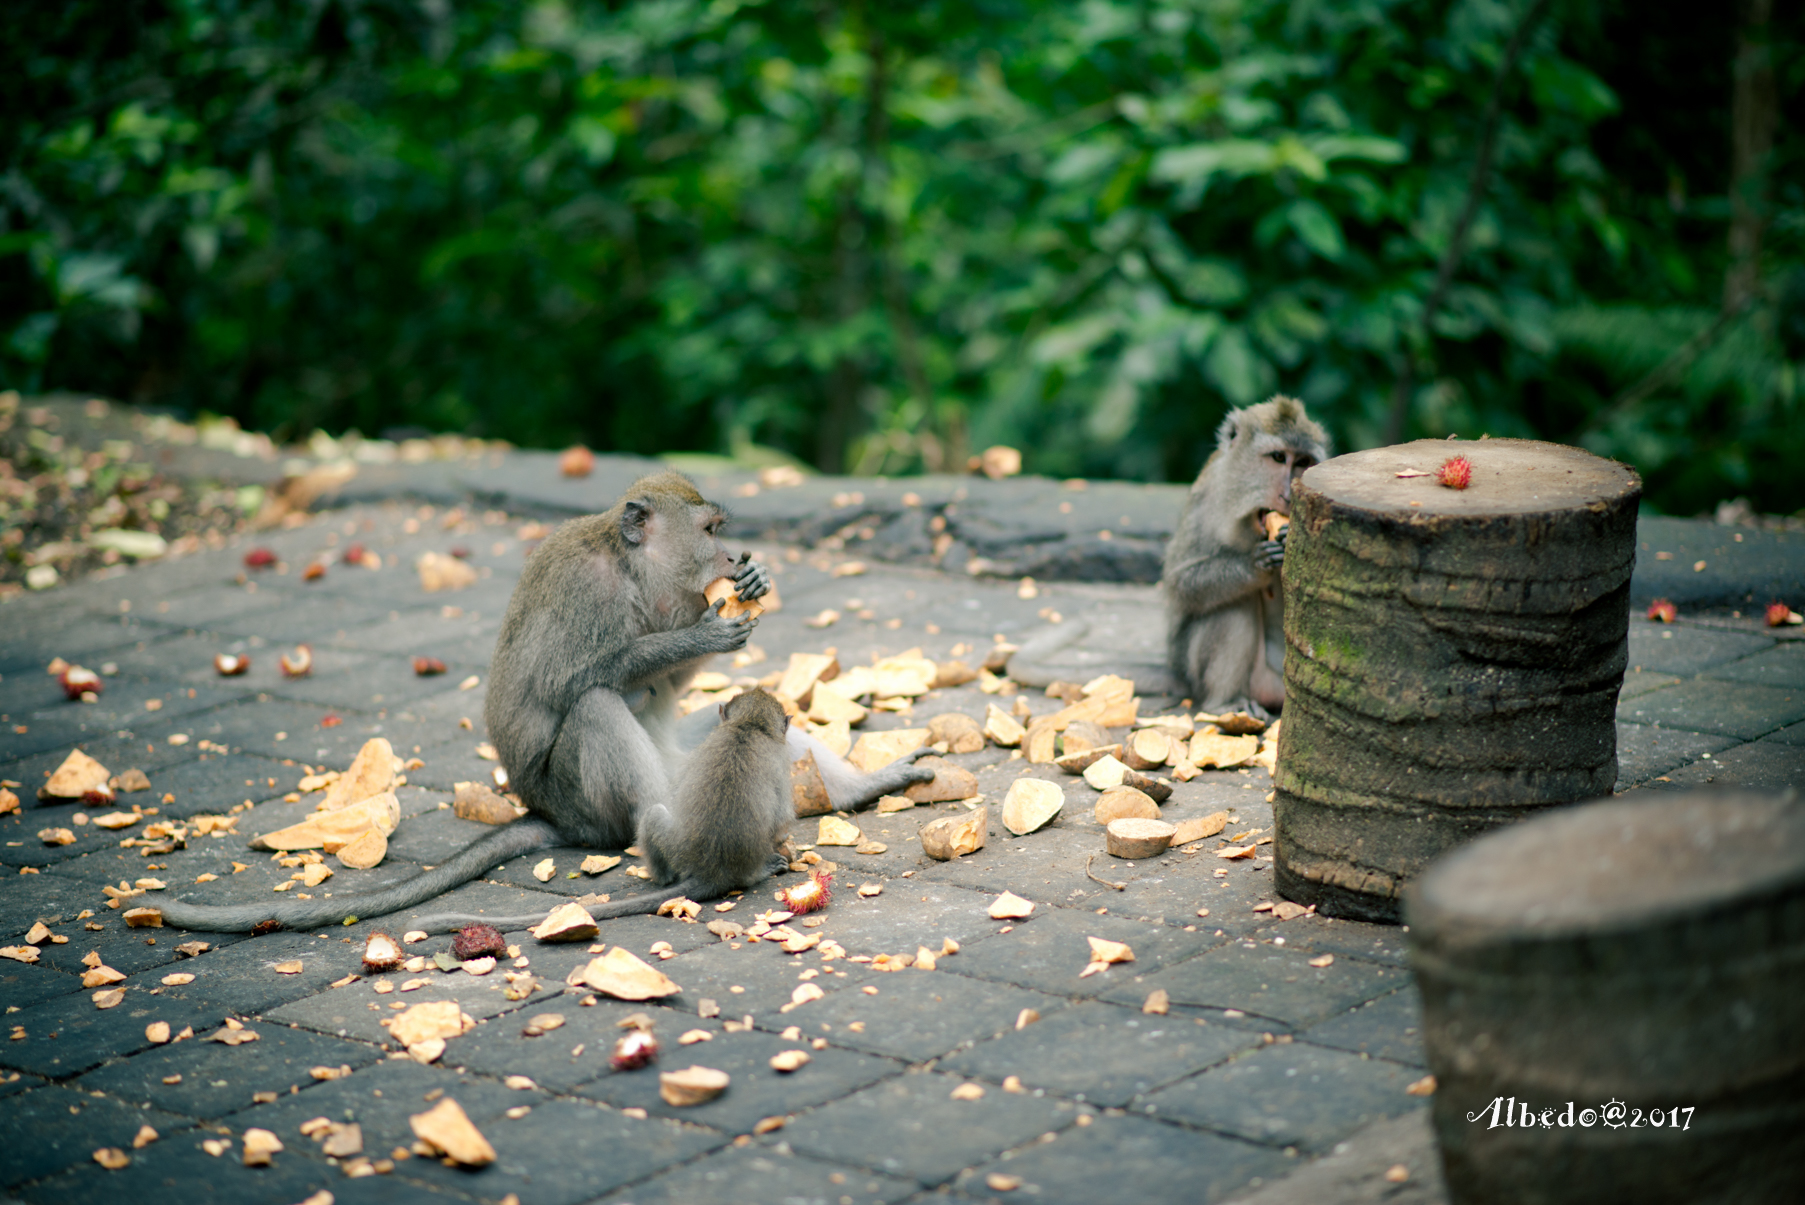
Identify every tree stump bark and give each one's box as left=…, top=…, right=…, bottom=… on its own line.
left=1273, top=438, right=1640, bottom=921
left=1406, top=791, right=1805, bottom=1205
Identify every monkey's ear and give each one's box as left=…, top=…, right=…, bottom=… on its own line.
left=621, top=501, right=651, bottom=547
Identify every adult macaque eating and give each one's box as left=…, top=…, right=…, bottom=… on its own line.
left=1161, top=395, right=1328, bottom=715
left=155, top=472, right=932, bottom=933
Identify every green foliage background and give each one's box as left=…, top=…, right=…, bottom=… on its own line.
left=4, top=0, right=1802, bottom=513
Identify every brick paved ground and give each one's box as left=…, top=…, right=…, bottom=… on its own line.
left=2, top=418, right=1801, bottom=1204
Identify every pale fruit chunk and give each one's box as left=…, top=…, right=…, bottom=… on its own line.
left=816, top=816, right=862, bottom=846
left=791, top=751, right=833, bottom=817
left=926, top=712, right=985, bottom=754
left=362, top=931, right=403, bottom=973
left=334, top=827, right=388, bottom=869
left=1060, top=720, right=1112, bottom=756
left=388, top=1000, right=471, bottom=1047
left=581, top=947, right=681, bottom=1000
left=1023, top=723, right=1059, bottom=764
left=1081, top=755, right=1129, bottom=791
left=1094, top=787, right=1160, bottom=824
left=1120, top=769, right=1172, bottom=803
left=417, top=552, right=478, bottom=593
left=1170, top=812, right=1229, bottom=846
left=44, top=750, right=110, bottom=799
left=1122, top=729, right=1175, bottom=771
left=1054, top=745, right=1120, bottom=774
left=848, top=729, right=929, bottom=772
left=1001, top=778, right=1064, bottom=835
left=1263, top=512, right=1290, bottom=541
left=775, top=653, right=839, bottom=707
left=808, top=719, right=852, bottom=758
left=240, top=1128, right=283, bottom=1167
left=409, top=1098, right=496, bottom=1166
left=982, top=705, right=1025, bottom=748
left=989, top=892, right=1035, bottom=920
left=1200, top=710, right=1267, bottom=736
left=807, top=684, right=866, bottom=725
left=659, top=1065, right=730, bottom=1107
left=1106, top=818, right=1176, bottom=859
left=533, top=902, right=599, bottom=943
left=1188, top=731, right=1260, bottom=769
left=769, top=1049, right=811, bottom=1073
left=321, top=738, right=398, bottom=810
left=920, top=806, right=987, bottom=861
left=902, top=756, right=979, bottom=804
left=453, top=781, right=519, bottom=824
left=704, top=576, right=764, bottom=621
left=250, top=792, right=399, bottom=851
left=1079, top=936, right=1135, bottom=978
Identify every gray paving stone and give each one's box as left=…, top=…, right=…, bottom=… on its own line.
left=0, top=1070, right=42, bottom=1098
left=1244, top=918, right=1412, bottom=969
left=799, top=879, right=1008, bottom=958
left=595, top=1145, right=919, bottom=1205
left=939, top=904, right=1213, bottom=1000
left=1626, top=623, right=1774, bottom=677
left=1299, top=986, right=1426, bottom=1067
left=0, top=870, right=118, bottom=934
left=176, top=593, right=400, bottom=644
left=0, top=960, right=83, bottom=1011
left=75, top=1024, right=383, bottom=1119
left=1703, top=643, right=1805, bottom=689
left=327, top=606, right=505, bottom=658
left=573, top=1023, right=902, bottom=1135
left=263, top=963, right=534, bottom=1047
left=1768, top=721, right=1805, bottom=747
left=1612, top=679, right=1805, bottom=740
left=1613, top=722, right=1739, bottom=787
left=793, top=967, right=1070, bottom=1064
left=27, top=915, right=248, bottom=979
left=1219, top=1109, right=1448, bottom=1205
left=147, top=930, right=369, bottom=1015
left=1102, top=944, right=1408, bottom=1030
left=1617, top=669, right=1684, bottom=701
left=655, top=930, right=876, bottom=1022
left=948, top=1113, right=1287, bottom=1205
left=940, top=1000, right=1259, bottom=1106
left=0, top=612, right=162, bottom=676
left=780, top=1069, right=1069, bottom=1185
left=0, top=1087, right=188, bottom=1195
left=0, top=984, right=227, bottom=1078
left=450, top=995, right=698, bottom=1094
left=1141, top=1041, right=1427, bottom=1152
left=1627, top=737, right=1805, bottom=793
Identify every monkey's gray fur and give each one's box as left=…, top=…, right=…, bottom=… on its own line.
left=154, top=473, right=931, bottom=934
left=1161, top=395, right=1328, bottom=715
left=416, top=687, right=795, bottom=932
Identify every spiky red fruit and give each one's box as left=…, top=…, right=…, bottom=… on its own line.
left=610, top=1028, right=660, bottom=1071
left=777, top=871, right=834, bottom=915
left=452, top=924, right=507, bottom=962
left=342, top=542, right=366, bottom=564
left=244, top=548, right=276, bottom=569
left=60, top=666, right=102, bottom=701
left=1646, top=599, right=1677, bottom=623
left=1438, top=455, right=1472, bottom=490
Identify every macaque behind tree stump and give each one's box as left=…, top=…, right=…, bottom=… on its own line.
left=1406, top=791, right=1805, bottom=1205
left=1273, top=438, right=1640, bottom=922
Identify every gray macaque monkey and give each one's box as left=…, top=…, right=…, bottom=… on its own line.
left=155, top=473, right=931, bottom=933
left=417, top=687, right=795, bottom=931
left=1161, top=395, right=1328, bottom=715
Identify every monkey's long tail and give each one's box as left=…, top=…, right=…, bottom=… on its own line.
left=152, top=818, right=561, bottom=933
left=1005, top=620, right=1187, bottom=697
left=412, top=878, right=717, bottom=934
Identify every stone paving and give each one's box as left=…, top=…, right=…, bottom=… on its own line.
left=2, top=414, right=1803, bottom=1205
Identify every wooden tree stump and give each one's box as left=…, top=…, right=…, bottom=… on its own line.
left=1406, top=791, right=1805, bottom=1205
left=1273, top=438, right=1640, bottom=921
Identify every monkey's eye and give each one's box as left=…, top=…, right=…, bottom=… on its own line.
left=1268, top=451, right=1287, bottom=464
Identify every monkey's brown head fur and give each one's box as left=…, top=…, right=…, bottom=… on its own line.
left=719, top=687, right=789, bottom=741
left=602, top=471, right=738, bottom=593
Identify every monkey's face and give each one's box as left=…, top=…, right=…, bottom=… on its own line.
left=692, top=504, right=739, bottom=588
left=1257, top=445, right=1318, bottom=515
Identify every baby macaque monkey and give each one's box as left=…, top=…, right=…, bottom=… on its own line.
left=1162, top=395, right=1328, bottom=715
left=419, top=687, right=794, bottom=930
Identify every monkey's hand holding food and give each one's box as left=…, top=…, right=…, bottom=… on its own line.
left=704, top=576, right=764, bottom=621
left=696, top=598, right=759, bottom=653
left=1253, top=511, right=1289, bottom=572
left=732, top=553, right=771, bottom=602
